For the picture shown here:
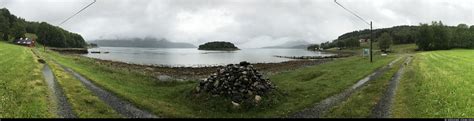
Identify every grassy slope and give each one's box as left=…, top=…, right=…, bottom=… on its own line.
left=37, top=50, right=121, bottom=118
left=44, top=47, right=396, bottom=117
left=0, top=42, right=54, bottom=118
left=393, top=49, right=474, bottom=118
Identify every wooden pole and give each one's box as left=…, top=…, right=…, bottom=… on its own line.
left=370, top=21, right=373, bottom=63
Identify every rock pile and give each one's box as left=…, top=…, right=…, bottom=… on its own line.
left=195, top=61, right=276, bottom=105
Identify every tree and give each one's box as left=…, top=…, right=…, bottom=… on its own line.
left=336, top=40, right=345, bottom=48
left=307, top=44, right=320, bottom=51
left=416, top=24, right=434, bottom=50
left=457, top=23, right=469, bottom=29
left=378, top=32, right=392, bottom=52
left=10, top=21, right=26, bottom=39
left=431, top=21, right=450, bottom=50
left=0, top=15, right=9, bottom=41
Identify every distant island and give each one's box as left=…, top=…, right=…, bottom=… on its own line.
left=198, top=41, right=239, bottom=51
left=88, top=37, right=196, bottom=48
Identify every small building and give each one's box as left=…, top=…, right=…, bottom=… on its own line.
left=13, top=38, right=36, bottom=47
left=359, top=38, right=370, bottom=43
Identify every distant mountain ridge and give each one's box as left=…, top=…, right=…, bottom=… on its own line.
left=88, top=37, right=196, bottom=48
left=262, top=40, right=311, bottom=49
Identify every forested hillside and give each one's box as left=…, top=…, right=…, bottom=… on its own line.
left=319, top=25, right=419, bottom=49
left=319, top=22, right=474, bottom=51
left=0, top=8, right=86, bottom=48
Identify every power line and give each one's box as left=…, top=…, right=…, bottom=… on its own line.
left=334, top=0, right=374, bottom=63
left=59, top=0, right=96, bottom=26
left=334, top=0, right=370, bottom=26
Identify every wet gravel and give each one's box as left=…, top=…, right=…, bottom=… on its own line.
left=370, top=56, right=413, bottom=118
left=33, top=49, right=76, bottom=118
left=288, top=57, right=403, bottom=118
left=42, top=64, right=77, bottom=118
left=54, top=61, right=158, bottom=118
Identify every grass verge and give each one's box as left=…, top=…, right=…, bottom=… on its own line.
left=0, top=42, right=54, bottom=118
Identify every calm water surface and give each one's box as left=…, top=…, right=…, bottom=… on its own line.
left=85, top=47, right=334, bottom=67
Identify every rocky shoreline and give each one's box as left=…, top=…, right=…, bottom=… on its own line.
left=80, top=56, right=335, bottom=81
left=67, top=49, right=358, bottom=82
left=274, top=50, right=355, bottom=60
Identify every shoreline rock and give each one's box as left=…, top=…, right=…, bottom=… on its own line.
left=65, top=54, right=337, bottom=81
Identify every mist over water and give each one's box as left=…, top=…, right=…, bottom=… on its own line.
left=85, top=47, right=334, bottom=67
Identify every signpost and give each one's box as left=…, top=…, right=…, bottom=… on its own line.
left=363, top=48, right=369, bottom=57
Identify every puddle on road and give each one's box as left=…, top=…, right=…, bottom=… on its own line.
left=42, top=64, right=76, bottom=118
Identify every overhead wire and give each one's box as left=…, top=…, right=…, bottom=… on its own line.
left=59, top=0, right=96, bottom=26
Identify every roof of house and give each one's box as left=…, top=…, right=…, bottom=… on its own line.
left=14, top=38, right=34, bottom=45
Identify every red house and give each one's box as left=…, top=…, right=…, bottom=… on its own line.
left=13, top=38, right=35, bottom=47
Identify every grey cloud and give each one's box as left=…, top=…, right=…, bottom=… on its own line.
left=2, top=0, right=473, bottom=48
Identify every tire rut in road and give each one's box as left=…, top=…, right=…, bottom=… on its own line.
left=34, top=49, right=77, bottom=118
left=42, top=64, right=77, bottom=118
left=288, top=57, right=403, bottom=118
left=53, top=61, right=158, bottom=118
left=370, top=55, right=413, bottom=118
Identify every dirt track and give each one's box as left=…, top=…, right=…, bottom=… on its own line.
left=54, top=61, right=158, bottom=118
left=33, top=49, right=77, bottom=118
left=288, top=57, right=403, bottom=118
left=370, top=55, right=413, bottom=118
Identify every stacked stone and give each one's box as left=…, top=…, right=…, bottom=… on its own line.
left=195, top=61, right=276, bottom=105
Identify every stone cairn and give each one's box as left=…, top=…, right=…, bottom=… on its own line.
left=195, top=61, right=276, bottom=106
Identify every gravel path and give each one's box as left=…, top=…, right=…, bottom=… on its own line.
left=42, top=64, right=77, bottom=118
left=33, top=49, right=77, bottom=118
left=370, top=55, right=413, bottom=118
left=288, top=57, right=402, bottom=118
left=53, top=61, right=158, bottom=118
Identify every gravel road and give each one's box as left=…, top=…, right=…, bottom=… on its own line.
left=42, top=64, right=77, bottom=118
left=54, top=61, right=158, bottom=118
left=288, top=57, right=402, bottom=118
left=370, top=56, right=413, bottom=118
left=33, top=49, right=77, bottom=118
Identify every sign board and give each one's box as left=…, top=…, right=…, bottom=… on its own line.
left=363, top=48, right=369, bottom=57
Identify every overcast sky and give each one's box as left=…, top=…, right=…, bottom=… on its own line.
left=2, top=0, right=473, bottom=48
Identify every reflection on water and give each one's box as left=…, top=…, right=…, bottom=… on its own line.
left=85, top=47, right=334, bottom=67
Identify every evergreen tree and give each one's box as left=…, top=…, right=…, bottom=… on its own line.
left=378, top=32, right=392, bottom=52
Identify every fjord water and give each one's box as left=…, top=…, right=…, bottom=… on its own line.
left=85, top=47, right=334, bottom=67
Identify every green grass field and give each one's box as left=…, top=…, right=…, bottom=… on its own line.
left=43, top=47, right=396, bottom=117
left=12, top=40, right=472, bottom=118
left=393, top=49, right=474, bottom=118
left=0, top=42, right=54, bottom=118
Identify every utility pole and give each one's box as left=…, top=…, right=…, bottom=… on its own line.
left=370, top=21, right=373, bottom=62
left=334, top=0, right=373, bottom=63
